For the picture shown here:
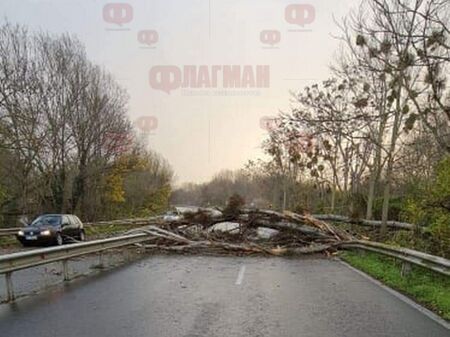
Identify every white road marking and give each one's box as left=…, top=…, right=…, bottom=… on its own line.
left=235, top=265, right=246, bottom=285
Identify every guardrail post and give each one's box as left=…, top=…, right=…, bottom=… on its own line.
left=5, top=272, right=14, bottom=302
left=62, top=260, right=70, bottom=281
left=98, top=252, right=104, bottom=269
left=401, top=261, right=412, bottom=277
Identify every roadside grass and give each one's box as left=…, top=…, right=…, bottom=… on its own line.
left=333, top=222, right=449, bottom=259
left=340, top=250, right=450, bottom=320
left=0, top=235, right=20, bottom=248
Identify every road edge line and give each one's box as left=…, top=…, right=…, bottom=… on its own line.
left=235, top=265, right=246, bottom=285
left=338, top=259, right=450, bottom=330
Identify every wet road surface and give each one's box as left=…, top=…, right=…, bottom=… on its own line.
left=0, top=249, right=136, bottom=302
left=0, top=256, right=448, bottom=337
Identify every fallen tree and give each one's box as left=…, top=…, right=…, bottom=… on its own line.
left=312, top=214, right=415, bottom=230
left=126, top=209, right=355, bottom=256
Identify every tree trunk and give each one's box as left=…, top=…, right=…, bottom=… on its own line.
left=366, top=146, right=381, bottom=220
left=366, top=172, right=376, bottom=220
left=331, top=184, right=336, bottom=213
left=380, top=177, right=392, bottom=235
left=366, top=71, right=389, bottom=221
left=381, top=86, right=402, bottom=235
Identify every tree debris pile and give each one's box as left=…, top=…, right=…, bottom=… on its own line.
left=130, top=209, right=355, bottom=256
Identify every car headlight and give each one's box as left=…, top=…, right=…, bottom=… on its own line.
left=40, top=230, right=51, bottom=236
left=18, top=230, right=24, bottom=236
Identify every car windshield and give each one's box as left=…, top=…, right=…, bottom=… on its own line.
left=30, top=215, right=61, bottom=227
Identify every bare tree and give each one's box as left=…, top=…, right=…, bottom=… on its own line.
left=0, top=23, right=164, bottom=222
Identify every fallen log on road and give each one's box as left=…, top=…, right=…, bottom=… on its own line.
left=312, top=214, right=415, bottom=230
left=126, top=208, right=356, bottom=256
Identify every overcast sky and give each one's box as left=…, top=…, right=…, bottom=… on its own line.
left=0, top=0, right=360, bottom=184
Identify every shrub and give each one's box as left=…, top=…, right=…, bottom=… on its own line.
left=373, top=196, right=404, bottom=221
left=223, top=194, right=245, bottom=216
left=400, top=156, right=450, bottom=258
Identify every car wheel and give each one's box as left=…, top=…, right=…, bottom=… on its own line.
left=56, top=233, right=63, bottom=246
left=79, top=230, right=85, bottom=241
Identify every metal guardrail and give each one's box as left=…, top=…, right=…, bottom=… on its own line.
left=1, top=231, right=447, bottom=303
left=0, top=228, right=21, bottom=237
left=0, top=233, right=153, bottom=302
left=340, top=240, right=450, bottom=276
left=84, top=217, right=157, bottom=226
left=313, top=214, right=415, bottom=230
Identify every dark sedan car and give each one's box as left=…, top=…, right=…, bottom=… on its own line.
left=16, top=214, right=85, bottom=247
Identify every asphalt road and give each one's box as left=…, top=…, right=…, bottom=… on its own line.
left=0, top=249, right=135, bottom=302
left=0, top=256, right=448, bottom=337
